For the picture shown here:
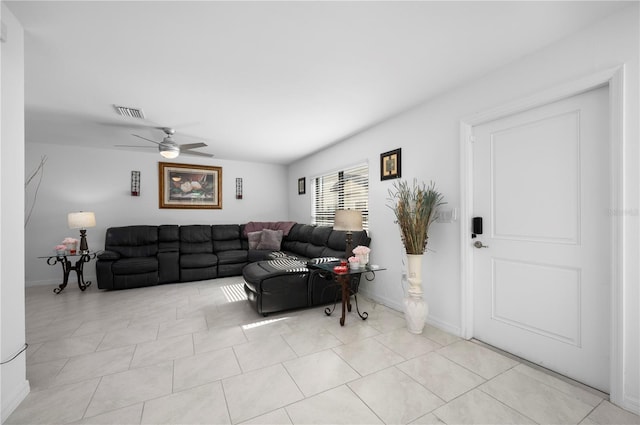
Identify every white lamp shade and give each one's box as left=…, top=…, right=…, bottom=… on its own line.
left=333, top=209, right=363, bottom=231
left=68, top=211, right=96, bottom=229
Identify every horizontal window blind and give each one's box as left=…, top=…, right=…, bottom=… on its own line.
left=312, top=163, right=369, bottom=230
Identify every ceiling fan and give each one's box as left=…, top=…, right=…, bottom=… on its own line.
left=116, top=127, right=213, bottom=158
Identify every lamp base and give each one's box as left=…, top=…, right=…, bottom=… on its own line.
left=79, top=229, right=89, bottom=253
left=345, top=231, right=353, bottom=260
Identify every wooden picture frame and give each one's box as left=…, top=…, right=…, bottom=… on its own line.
left=380, top=148, right=402, bottom=180
left=298, top=177, right=306, bottom=195
left=158, top=162, right=222, bottom=209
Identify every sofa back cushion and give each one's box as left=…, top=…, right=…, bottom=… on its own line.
left=180, top=225, right=213, bottom=254
left=159, top=225, right=179, bottom=252
left=305, top=226, right=332, bottom=257
left=326, top=229, right=369, bottom=251
left=322, top=229, right=370, bottom=258
left=212, top=224, right=242, bottom=252
left=310, top=226, right=332, bottom=246
left=297, top=225, right=315, bottom=242
left=281, top=224, right=314, bottom=257
left=105, top=225, right=158, bottom=258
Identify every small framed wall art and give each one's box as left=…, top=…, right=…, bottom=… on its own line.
left=131, top=170, right=140, bottom=196
left=236, top=178, right=243, bottom=199
left=298, top=177, right=306, bottom=195
left=380, top=148, right=402, bottom=180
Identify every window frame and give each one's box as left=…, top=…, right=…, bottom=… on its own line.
left=311, top=162, right=369, bottom=230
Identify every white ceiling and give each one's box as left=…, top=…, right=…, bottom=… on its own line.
left=6, top=1, right=628, bottom=164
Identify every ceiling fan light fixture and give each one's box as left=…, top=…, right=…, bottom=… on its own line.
left=159, top=142, right=180, bottom=159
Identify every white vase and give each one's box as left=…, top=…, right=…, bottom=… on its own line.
left=403, top=253, right=428, bottom=334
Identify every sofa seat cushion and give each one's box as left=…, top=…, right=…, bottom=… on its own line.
left=247, top=249, right=273, bottom=263
left=112, top=257, right=158, bottom=275
left=180, top=253, right=218, bottom=268
left=217, top=250, right=248, bottom=265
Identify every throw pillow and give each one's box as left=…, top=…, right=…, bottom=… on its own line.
left=256, top=229, right=283, bottom=251
left=247, top=231, right=263, bottom=250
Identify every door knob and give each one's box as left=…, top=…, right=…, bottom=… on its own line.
left=473, top=241, right=489, bottom=249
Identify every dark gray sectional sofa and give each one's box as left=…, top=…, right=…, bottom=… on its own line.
left=96, top=222, right=370, bottom=315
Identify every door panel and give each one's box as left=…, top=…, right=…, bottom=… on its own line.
left=473, top=86, right=610, bottom=392
left=492, top=111, right=580, bottom=243
left=492, top=258, right=581, bottom=346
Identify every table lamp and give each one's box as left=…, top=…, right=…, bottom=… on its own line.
left=68, top=211, right=96, bottom=254
left=333, top=209, right=363, bottom=260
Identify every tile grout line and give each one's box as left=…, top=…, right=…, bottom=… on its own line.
left=476, top=378, right=541, bottom=425
left=79, top=375, right=104, bottom=422
left=434, top=341, right=517, bottom=382
left=470, top=338, right=609, bottom=400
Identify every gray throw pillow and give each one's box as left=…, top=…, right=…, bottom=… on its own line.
left=256, top=229, right=283, bottom=250
left=248, top=231, right=263, bottom=250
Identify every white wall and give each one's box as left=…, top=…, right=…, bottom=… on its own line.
left=1, top=3, right=29, bottom=422
left=25, top=143, right=289, bottom=286
left=288, top=4, right=639, bottom=413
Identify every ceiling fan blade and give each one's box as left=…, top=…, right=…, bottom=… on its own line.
left=114, top=144, right=155, bottom=148
left=132, top=134, right=161, bottom=145
left=181, top=150, right=214, bottom=158
left=179, top=142, right=207, bottom=150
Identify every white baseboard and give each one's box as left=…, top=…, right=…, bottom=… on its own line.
left=358, top=288, right=462, bottom=337
left=25, top=278, right=58, bottom=287
left=1, top=378, right=30, bottom=423
left=426, top=315, right=462, bottom=337
left=358, top=288, right=403, bottom=313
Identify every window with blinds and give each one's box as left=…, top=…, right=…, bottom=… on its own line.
left=312, top=163, right=369, bottom=230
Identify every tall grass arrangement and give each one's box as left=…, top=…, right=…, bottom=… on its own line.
left=388, top=179, right=445, bottom=255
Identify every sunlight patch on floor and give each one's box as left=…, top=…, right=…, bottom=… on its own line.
left=221, top=283, right=247, bottom=303
left=242, top=317, right=288, bottom=330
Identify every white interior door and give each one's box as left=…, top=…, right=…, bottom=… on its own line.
left=472, top=86, right=610, bottom=392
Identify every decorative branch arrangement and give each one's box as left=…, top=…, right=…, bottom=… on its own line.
left=25, top=155, right=48, bottom=228
left=387, top=179, right=445, bottom=255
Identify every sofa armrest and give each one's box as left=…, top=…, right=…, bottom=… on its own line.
left=98, top=250, right=120, bottom=261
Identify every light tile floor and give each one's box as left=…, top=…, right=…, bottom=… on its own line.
left=8, top=277, right=640, bottom=425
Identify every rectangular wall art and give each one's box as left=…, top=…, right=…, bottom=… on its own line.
left=158, top=162, right=222, bottom=209
left=380, top=148, right=402, bottom=180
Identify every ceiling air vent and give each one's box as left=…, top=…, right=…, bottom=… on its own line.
left=114, top=105, right=145, bottom=119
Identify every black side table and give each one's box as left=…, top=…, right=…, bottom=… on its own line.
left=39, top=252, right=97, bottom=294
left=309, top=262, right=385, bottom=326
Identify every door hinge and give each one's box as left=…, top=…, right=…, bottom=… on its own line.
left=469, top=135, right=476, bottom=143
